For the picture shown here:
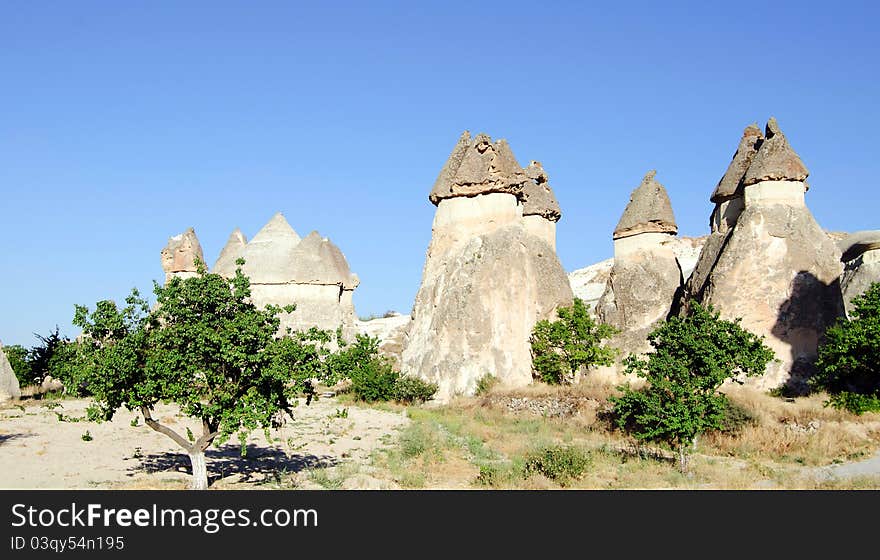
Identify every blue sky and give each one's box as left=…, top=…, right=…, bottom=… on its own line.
left=1, top=1, right=879, bottom=347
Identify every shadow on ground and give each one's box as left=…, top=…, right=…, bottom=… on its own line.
left=0, top=433, right=32, bottom=446
left=126, top=444, right=337, bottom=485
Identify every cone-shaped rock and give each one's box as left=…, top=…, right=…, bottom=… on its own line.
left=613, top=171, right=678, bottom=239
left=742, top=117, right=809, bottom=187
left=160, top=227, right=204, bottom=283
left=212, top=228, right=248, bottom=277
left=0, top=345, right=21, bottom=402
left=429, top=131, right=529, bottom=205
left=521, top=161, right=561, bottom=222
left=241, top=213, right=302, bottom=284
left=287, top=231, right=358, bottom=287
left=711, top=124, right=763, bottom=203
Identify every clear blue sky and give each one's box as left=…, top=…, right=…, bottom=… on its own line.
left=2, top=1, right=879, bottom=347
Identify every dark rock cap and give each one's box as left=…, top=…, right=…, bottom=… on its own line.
left=429, top=131, right=529, bottom=205
left=742, top=117, right=809, bottom=187
left=521, top=161, right=562, bottom=222
left=613, top=170, right=678, bottom=239
left=711, top=124, right=763, bottom=203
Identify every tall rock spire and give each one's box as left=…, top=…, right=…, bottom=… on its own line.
left=742, top=117, right=809, bottom=187
left=711, top=123, right=764, bottom=203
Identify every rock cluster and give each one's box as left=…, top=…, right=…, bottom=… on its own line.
left=401, top=131, right=573, bottom=401
left=160, top=214, right=360, bottom=340
left=681, top=118, right=843, bottom=392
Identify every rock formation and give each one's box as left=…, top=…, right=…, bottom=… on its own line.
left=569, top=236, right=706, bottom=315
left=682, top=118, right=844, bottom=392
left=401, top=131, right=573, bottom=401
left=211, top=213, right=360, bottom=340
left=521, top=161, right=562, bottom=250
left=160, top=227, right=205, bottom=283
left=0, top=344, right=21, bottom=402
left=838, top=230, right=880, bottom=316
left=211, top=228, right=248, bottom=277
left=596, top=171, right=683, bottom=337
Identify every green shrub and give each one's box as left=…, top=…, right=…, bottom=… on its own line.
left=522, top=445, right=591, bottom=486
left=718, top=400, right=757, bottom=434
left=530, top=298, right=618, bottom=385
left=475, top=373, right=498, bottom=396
left=350, top=356, right=399, bottom=402
left=3, top=344, right=32, bottom=386
left=609, top=302, right=774, bottom=472
left=393, top=376, right=438, bottom=404
left=811, top=282, right=880, bottom=414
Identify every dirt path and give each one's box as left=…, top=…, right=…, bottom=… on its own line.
left=0, top=397, right=408, bottom=489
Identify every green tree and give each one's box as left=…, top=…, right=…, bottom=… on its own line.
left=71, top=259, right=332, bottom=489
left=529, top=298, right=618, bottom=384
left=811, top=282, right=880, bottom=414
left=29, top=326, right=68, bottom=385
left=609, top=302, right=774, bottom=472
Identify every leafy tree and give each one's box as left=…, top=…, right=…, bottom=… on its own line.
left=29, top=326, right=68, bottom=385
left=609, top=302, right=774, bottom=472
left=529, top=297, right=618, bottom=384
left=811, top=282, right=880, bottom=414
left=71, top=259, right=333, bottom=489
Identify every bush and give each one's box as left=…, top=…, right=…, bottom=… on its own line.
left=350, top=356, right=399, bottom=403
left=522, top=445, right=591, bottom=486
left=475, top=373, right=498, bottom=396
left=811, top=282, right=880, bottom=414
left=3, top=344, right=32, bottom=386
left=530, top=298, right=618, bottom=385
left=393, top=376, right=438, bottom=404
left=609, top=302, right=774, bottom=472
left=717, top=400, right=757, bottom=434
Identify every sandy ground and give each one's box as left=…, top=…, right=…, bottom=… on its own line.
left=0, top=396, right=408, bottom=490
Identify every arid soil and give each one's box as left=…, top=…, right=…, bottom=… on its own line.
left=0, top=397, right=408, bottom=490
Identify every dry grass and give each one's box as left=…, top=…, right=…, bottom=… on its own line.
left=361, top=380, right=880, bottom=490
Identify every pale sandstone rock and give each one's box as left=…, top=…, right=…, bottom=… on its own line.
left=211, top=228, right=247, bottom=277
left=403, top=132, right=572, bottom=401
left=684, top=119, right=842, bottom=392
left=240, top=213, right=302, bottom=284
left=568, top=258, right=614, bottom=313
left=839, top=231, right=880, bottom=316
left=356, top=313, right=412, bottom=369
left=160, top=227, right=205, bottom=283
left=0, top=345, right=21, bottom=402
left=711, top=124, right=763, bottom=203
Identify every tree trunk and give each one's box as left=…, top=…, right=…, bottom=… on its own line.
left=678, top=443, right=688, bottom=474
left=189, top=451, right=208, bottom=490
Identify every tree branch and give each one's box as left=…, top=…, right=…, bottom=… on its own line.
left=195, top=418, right=219, bottom=451
left=140, top=406, right=194, bottom=453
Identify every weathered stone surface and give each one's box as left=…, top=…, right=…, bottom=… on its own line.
left=429, top=131, right=529, bottom=205
left=596, top=244, right=682, bottom=332
left=0, top=345, right=21, bottom=402
left=568, top=258, right=614, bottom=313
left=711, top=124, right=763, bottom=203
left=401, top=223, right=573, bottom=402
left=521, top=161, right=561, bottom=221
left=211, top=228, right=247, bottom=277
left=839, top=231, right=880, bottom=316
left=356, top=313, right=412, bottom=369
left=240, top=213, right=302, bottom=284
left=160, top=227, right=204, bottom=283
left=839, top=230, right=880, bottom=263
left=613, top=171, right=678, bottom=239
left=690, top=204, right=843, bottom=391
left=742, top=117, right=809, bottom=187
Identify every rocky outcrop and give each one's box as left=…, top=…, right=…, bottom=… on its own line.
left=160, top=227, right=205, bottom=283
left=401, top=131, right=573, bottom=401
left=710, top=124, right=763, bottom=233
left=682, top=118, right=843, bottom=392
left=206, top=213, right=359, bottom=340
left=211, top=228, right=248, bottom=277
left=521, top=161, right=562, bottom=249
left=597, top=171, right=682, bottom=336
left=356, top=313, right=412, bottom=369
left=0, top=344, right=21, bottom=402
left=839, top=231, right=880, bottom=316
